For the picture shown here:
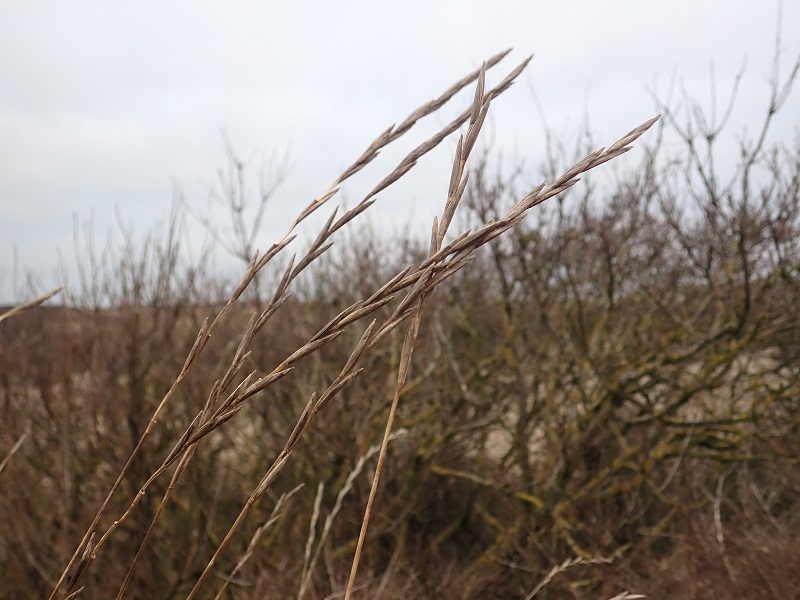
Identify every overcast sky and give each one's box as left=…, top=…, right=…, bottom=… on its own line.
left=2, top=1, right=799, bottom=303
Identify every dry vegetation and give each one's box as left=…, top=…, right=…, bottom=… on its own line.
left=1, top=46, right=799, bottom=599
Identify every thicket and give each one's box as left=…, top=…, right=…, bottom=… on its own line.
left=1, top=47, right=799, bottom=599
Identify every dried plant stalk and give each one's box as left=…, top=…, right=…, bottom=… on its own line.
left=49, top=49, right=521, bottom=600
left=0, top=286, right=62, bottom=323
left=46, top=46, right=659, bottom=599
